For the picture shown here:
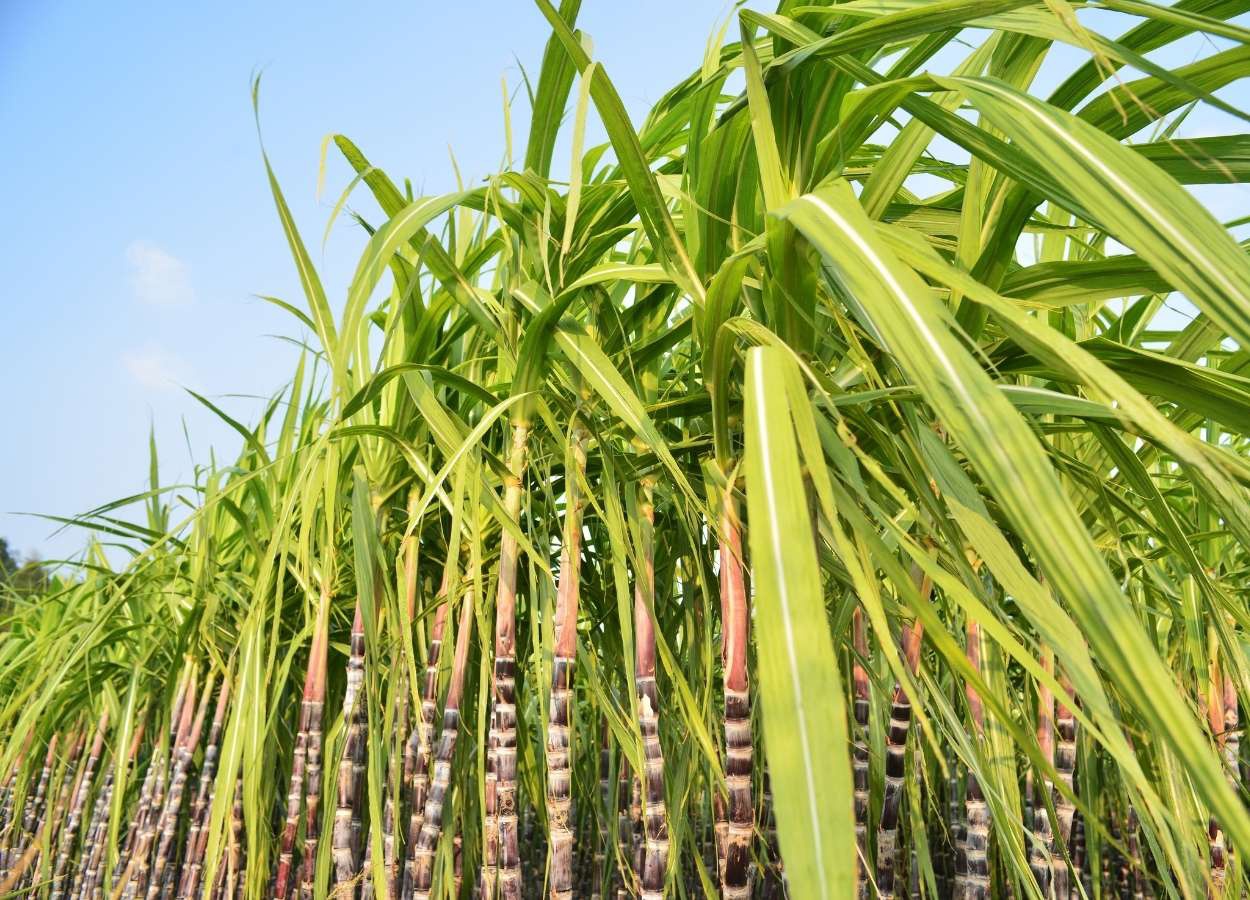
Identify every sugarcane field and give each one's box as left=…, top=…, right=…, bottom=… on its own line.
left=3, top=1, right=1250, bottom=898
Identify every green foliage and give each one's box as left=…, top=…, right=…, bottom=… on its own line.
left=0, top=537, right=48, bottom=607
left=2, top=2, right=1250, bottom=899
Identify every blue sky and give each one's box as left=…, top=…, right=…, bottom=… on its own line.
left=1, top=3, right=1246, bottom=564
left=0, top=1, right=742, bottom=562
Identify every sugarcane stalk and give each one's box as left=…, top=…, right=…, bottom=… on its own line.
left=51, top=711, right=108, bottom=900
left=877, top=565, right=933, bottom=900
left=145, top=674, right=213, bottom=900
left=128, top=672, right=199, bottom=900
left=400, top=688, right=420, bottom=899
left=1220, top=673, right=1239, bottom=896
left=37, top=728, right=87, bottom=895
left=412, top=586, right=475, bottom=900
left=485, top=422, right=529, bottom=900
left=86, top=719, right=139, bottom=900
left=363, top=570, right=402, bottom=900
left=852, top=606, right=871, bottom=897
left=117, top=671, right=191, bottom=899
left=276, top=606, right=332, bottom=900
left=1208, top=649, right=1230, bottom=899
left=949, top=747, right=965, bottom=898
left=72, top=749, right=116, bottom=900
left=962, top=761, right=989, bottom=895
left=0, top=744, right=24, bottom=883
left=633, top=478, right=668, bottom=900
left=547, top=424, right=587, bottom=900
left=0, top=837, right=42, bottom=895
left=964, top=619, right=989, bottom=900
left=401, top=574, right=450, bottom=900
left=176, top=681, right=227, bottom=900
left=114, top=740, right=158, bottom=890
left=1052, top=672, right=1077, bottom=899
left=298, top=582, right=331, bottom=900
left=483, top=708, right=499, bottom=900
left=157, top=865, right=177, bottom=900
left=718, top=488, right=752, bottom=900
left=23, top=735, right=59, bottom=854
left=1031, top=648, right=1055, bottom=896
left=333, top=602, right=368, bottom=896
left=386, top=513, right=422, bottom=900
left=712, top=782, right=727, bottom=893
left=875, top=620, right=920, bottom=899
left=276, top=693, right=312, bottom=899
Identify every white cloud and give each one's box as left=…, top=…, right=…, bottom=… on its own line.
left=125, top=239, right=195, bottom=307
left=122, top=344, right=191, bottom=391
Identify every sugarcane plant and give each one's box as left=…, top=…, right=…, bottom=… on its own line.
left=3, top=1, right=1250, bottom=898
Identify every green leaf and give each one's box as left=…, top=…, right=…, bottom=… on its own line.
left=743, top=344, right=855, bottom=900
left=524, top=0, right=583, bottom=178
left=531, top=0, right=705, bottom=304
left=776, top=179, right=1250, bottom=864
left=942, top=74, right=1250, bottom=352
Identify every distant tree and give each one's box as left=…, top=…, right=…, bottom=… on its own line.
left=0, top=537, right=18, bottom=576
left=0, top=537, right=48, bottom=600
